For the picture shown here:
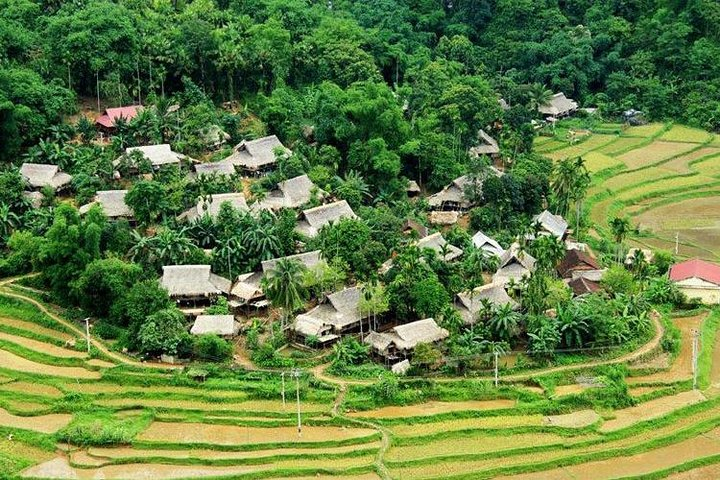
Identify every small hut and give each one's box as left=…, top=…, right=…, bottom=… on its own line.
left=295, top=200, right=356, bottom=238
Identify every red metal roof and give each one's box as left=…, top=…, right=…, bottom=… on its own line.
left=95, top=106, right=142, bottom=128
left=669, top=258, right=720, bottom=285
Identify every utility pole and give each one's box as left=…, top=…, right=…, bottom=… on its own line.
left=692, top=329, right=700, bottom=390
left=84, top=318, right=91, bottom=354
left=675, top=232, right=679, bottom=255
left=281, top=372, right=286, bottom=408
left=292, top=368, right=302, bottom=437
left=494, top=351, right=499, bottom=387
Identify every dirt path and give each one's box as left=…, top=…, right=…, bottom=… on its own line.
left=0, top=283, right=176, bottom=370
left=628, top=313, right=705, bottom=385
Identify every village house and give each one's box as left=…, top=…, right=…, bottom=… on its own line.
left=223, top=135, right=291, bottom=176
left=468, top=129, right=500, bottom=161
left=402, top=219, right=429, bottom=239
left=406, top=180, right=421, bottom=198
left=472, top=230, right=505, bottom=258
left=117, top=144, right=187, bottom=171
left=532, top=210, right=569, bottom=239
left=364, top=318, right=449, bottom=363
left=538, top=92, right=578, bottom=119
left=493, top=245, right=536, bottom=286
left=418, top=232, right=464, bottom=261
left=79, top=190, right=133, bottom=220
left=20, top=163, right=72, bottom=193
left=295, top=200, right=356, bottom=238
left=95, top=105, right=143, bottom=137
left=293, top=286, right=368, bottom=343
left=193, top=161, right=236, bottom=178
left=199, top=125, right=231, bottom=150
left=455, top=283, right=519, bottom=325
left=252, top=174, right=326, bottom=212
left=178, top=192, right=248, bottom=222
left=557, top=249, right=601, bottom=279
left=161, top=265, right=232, bottom=308
left=427, top=167, right=502, bottom=212
left=230, top=250, right=323, bottom=308
left=669, top=258, right=720, bottom=305
left=190, top=315, right=240, bottom=337
left=567, top=276, right=602, bottom=297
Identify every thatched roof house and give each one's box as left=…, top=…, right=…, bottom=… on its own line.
left=427, top=168, right=502, bottom=211
left=493, top=245, right=536, bottom=286
left=418, top=232, right=464, bottom=261
left=557, top=249, right=600, bottom=279
left=223, top=135, right=290, bottom=174
left=294, top=286, right=365, bottom=338
left=468, top=129, right=500, bottom=158
left=538, top=93, right=578, bottom=118
left=161, top=265, right=231, bottom=301
left=79, top=190, right=133, bottom=219
left=406, top=180, right=421, bottom=197
left=364, top=318, right=448, bottom=360
left=472, top=230, right=505, bottom=258
left=230, top=251, right=323, bottom=306
left=179, top=193, right=248, bottom=222
left=121, top=144, right=186, bottom=169
left=194, top=161, right=236, bottom=178
left=567, top=277, right=601, bottom=296
left=190, top=315, right=239, bottom=336
left=533, top=210, right=568, bottom=239
left=200, top=125, right=230, bottom=149
left=403, top=219, right=429, bottom=239
left=253, top=175, right=326, bottom=211
left=455, top=283, right=519, bottom=325
left=20, top=163, right=72, bottom=191
left=295, top=200, right=356, bottom=238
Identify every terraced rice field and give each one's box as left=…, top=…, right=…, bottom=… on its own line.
left=3, top=285, right=720, bottom=479
left=547, top=122, right=720, bottom=259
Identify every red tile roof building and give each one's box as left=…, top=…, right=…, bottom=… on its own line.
left=95, top=106, right=143, bottom=129
left=669, top=258, right=720, bottom=305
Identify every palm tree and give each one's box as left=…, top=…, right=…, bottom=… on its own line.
left=150, top=227, right=195, bottom=266
left=214, top=237, right=244, bottom=279
left=531, top=235, right=566, bottom=274
left=333, top=170, right=371, bottom=208
left=242, top=225, right=281, bottom=262
left=0, top=203, right=20, bottom=241
left=551, top=157, right=590, bottom=219
left=609, top=216, right=632, bottom=263
left=522, top=83, right=553, bottom=113
left=263, top=258, right=308, bottom=329
left=556, top=303, right=588, bottom=348
left=488, top=303, right=521, bottom=343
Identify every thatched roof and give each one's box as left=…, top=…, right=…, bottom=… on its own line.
left=254, top=175, right=326, bottom=211
left=79, top=190, right=133, bottom=218
left=538, top=93, right=578, bottom=117
left=223, top=135, right=290, bottom=171
left=295, top=286, right=364, bottom=332
left=455, top=283, right=519, bottom=325
left=533, top=210, right=568, bottom=238
left=567, top=277, right=601, bottom=296
left=418, top=232, right=464, bottom=261
left=364, top=318, right=448, bottom=355
left=180, top=193, right=248, bottom=222
left=493, top=245, right=536, bottom=286
left=406, top=180, right=421, bottom=194
left=229, top=271, right=264, bottom=303
left=557, top=249, right=600, bottom=279
left=427, top=169, right=502, bottom=211
left=468, top=129, right=500, bottom=157
left=295, top=200, right=356, bottom=237
left=472, top=230, right=505, bottom=257
left=20, top=163, right=72, bottom=190
left=194, top=161, right=236, bottom=177
left=429, top=211, right=460, bottom=225
left=123, top=144, right=185, bottom=168
left=262, top=250, right=322, bottom=273
left=161, top=265, right=231, bottom=298
left=294, top=316, right=333, bottom=338
left=571, top=269, right=606, bottom=282
left=190, top=315, right=239, bottom=336
left=403, top=219, right=429, bottom=238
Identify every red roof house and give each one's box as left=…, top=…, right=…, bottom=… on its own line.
left=96, top=106, right=143, bottom=130
left=556, top=249, right=600, bottom=279
left=669, top=258, right=720, bottom=304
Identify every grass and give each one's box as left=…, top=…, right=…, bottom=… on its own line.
left=660, top=124, right=714, bottom=143
left=698, top=309, right=720, bottom=389
left=623, top=123, right=667, bottom=138
left=58, top=410, right=154, bottom=446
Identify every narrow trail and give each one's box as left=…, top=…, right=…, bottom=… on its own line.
left=0, top=279, right=177, bottom=370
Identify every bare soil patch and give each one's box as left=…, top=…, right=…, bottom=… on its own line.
left=628, top=313, right=705, bottom=384
left=349, top=400, right=515, bottom=419
left=6, top=400, right=51, bottom=414
left=389, top=415, right=544, bottom=438
left=21, top=457, right=77, bottom=479
left=543, top=410, right=600, bottom=428
left=599, top=390, right=706, bottom=432
left=0, top=349, right=100, bottom=379
left=661, top=147, right=720, bottom=174
left=0, top=331, right=86, bottom=359
left=137, top=421, right=377, bottom=445
left=97, top=398, right=327, bottom=413
left=0, top=381, right=63, bottom=398
left=0, top=407, right=71, bottom=433
left=0, top=317, right=72, bottom=342
left=665, top=462, right=720, bottom=479
left=497, top=426, right=720, bottom=480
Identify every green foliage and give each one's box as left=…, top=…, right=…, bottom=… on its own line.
left=330, top=337, right=370, bottom=374
left=71, top=257, right=143, bottom=317
left=193, top=334, right=233, bottom=362
left=109, top=279, right=172, bottom=334
left=205, top=297, right=230, bottom=315
left=601, top=265, right=638, bottom=296
left=136, top=308, right=187, bottom=357
left=58, top=410, right=152, bottom=446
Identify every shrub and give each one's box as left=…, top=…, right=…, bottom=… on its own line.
left=194, top=334, right=233, bottom=362
left=91, top=321, right=124, bottom=340
left=58, top=411, right=151, bottom=446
